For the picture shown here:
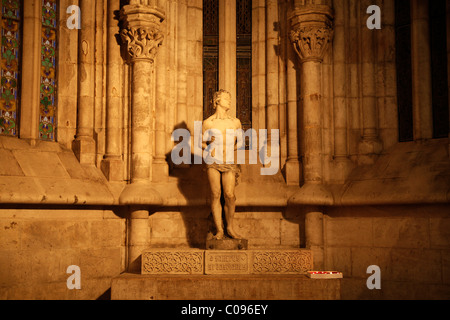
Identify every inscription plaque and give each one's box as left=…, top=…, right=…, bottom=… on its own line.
left=205, top=251, right=249, bottom=274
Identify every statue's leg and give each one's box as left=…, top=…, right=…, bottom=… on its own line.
left=222, top=170, right=242, bottom=239
left=207, top=168, right=224, bottom=239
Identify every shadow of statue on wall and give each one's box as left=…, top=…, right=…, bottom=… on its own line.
left=164, top=121, right=212, bottom=249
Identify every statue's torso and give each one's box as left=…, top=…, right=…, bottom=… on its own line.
left=203, top=116, right=241, bottom=163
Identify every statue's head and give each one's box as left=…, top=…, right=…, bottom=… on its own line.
left=213, top=89, right=231, bottom=109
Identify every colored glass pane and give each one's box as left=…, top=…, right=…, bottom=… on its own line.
left=0, top=0, right=22, bottom=137
left=39, top=0, right=57, bottom=141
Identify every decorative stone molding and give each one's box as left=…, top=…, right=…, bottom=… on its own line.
left=142, top=250, right=204, bottom=275
left=251, top=250, right=312, bottom=274
left=289, top=5, right=334, bottom=63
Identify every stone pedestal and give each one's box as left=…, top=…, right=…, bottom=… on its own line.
left=111, top=274, right=341, bottom=300
left=72, top=138, right=96, bottom=165
left=152, top=161, right=169, bottom=182
left=100, top=157, right=124, bottom=182
left=141, top=249, right=313, bottom=275
left=111, top=249, right=342, bottom=300
left=128, top=209, right=150, bottom=273
left=285, top=159, right=301, bottom=186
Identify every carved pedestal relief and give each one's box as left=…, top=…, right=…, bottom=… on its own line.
left=142, top=250, right=204, bottom=275
left=141, top=249, right=313, bottom=275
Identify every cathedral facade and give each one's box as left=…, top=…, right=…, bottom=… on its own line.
left=0, top=0, right=449, bottom=299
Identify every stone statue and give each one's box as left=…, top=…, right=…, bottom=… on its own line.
left=202, top=89, right=243, bottom=240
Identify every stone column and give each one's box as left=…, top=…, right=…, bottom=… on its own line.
left=411, top=0, right=433, bottom=140
left=153, top=5, right=169, bottom=182
left=289, top=5, right=334, bottom=269
left=73, top=0, right=96, bottom=165
left=278, top=2, right=288, bottom=170
left=305, top=210, right=324, bottom=270
left=177, top=0, right=188, bottom=129
left=285, top=37, right=301, bottom=185
left=219, top=0, right=237, bottom=116
left=101, top=0, right=124, bottom=181
left=127, top=208, right=150, bottom=273
left=266, top=0, right=279, bottom=132
left=120, top=4, right=164, bottom=183
left=332, top=0, right=352, bottom=180
left=380, top=0, right=398, bottom=150
left=358, top=0, right=382, bottom=164
left=166, top=0, right=177, bottom=156
left=20, top=0, right=41, bottom=144
left=289, top=5, right=333, bottom=191
left=119, top=2, right=164, bottom=272
left=347, top=0, right=359, bottom=154
left=186, top=1, right=203, bottom=155
left=252, top=0, right=266, bottom=132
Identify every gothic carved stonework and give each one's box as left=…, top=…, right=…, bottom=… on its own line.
left=290, top=25, right=333, bottom=62
left=251, top=250, right=312, bottom=274
left=289, top=5, right=334, bottom=63
left=142, top=250, right=204, bottom=275
left=120, top=26, right=164, bottom=62
left=119, top=4, right=165, bottom=63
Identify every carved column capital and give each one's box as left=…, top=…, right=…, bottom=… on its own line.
left=289, top=5, right=334, bottom=63
left=120, top=4, right=165, bottom=63
left=120, top=26, right=164, bottom=62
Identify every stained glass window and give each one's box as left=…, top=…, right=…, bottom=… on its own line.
left=0, top=0, right=22, bottom=137
left=203, top=0, right=219, bottom=120
left=40, top=0, right=58, bottom=141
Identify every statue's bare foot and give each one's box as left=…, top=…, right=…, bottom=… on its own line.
left=214, top=231, right=224, bottom=240
left=227, top=227, right=242, bottom=239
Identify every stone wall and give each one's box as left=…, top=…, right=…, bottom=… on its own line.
left=324, top=205, right=450, bottom=300
left=0, top=0, right=449, bottom=300
left=0, top=208, right=126, bottom=300
left=148, top=207, right=305, bottom=249
left=2, top=204, right=449, bottom=300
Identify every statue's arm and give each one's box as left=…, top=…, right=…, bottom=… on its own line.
left=201, top=120, right=212, bottom=151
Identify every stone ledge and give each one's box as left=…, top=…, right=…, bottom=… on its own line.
left=111, top=273, right=341, bottom=300
left=0, top=137, right=116, bottom=205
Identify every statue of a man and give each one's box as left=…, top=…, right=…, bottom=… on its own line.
left=202, top=89, right=243, bottom=240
